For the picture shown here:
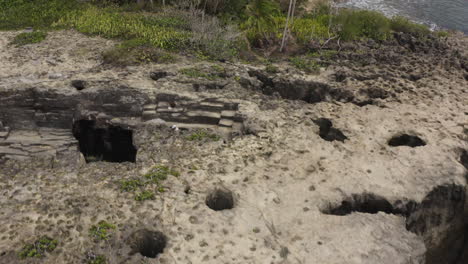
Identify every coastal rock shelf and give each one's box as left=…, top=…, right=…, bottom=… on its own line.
left=0, top=30, right=467, bottom=264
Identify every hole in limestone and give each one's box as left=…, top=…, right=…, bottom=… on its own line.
left=72, top=120, right=137, bottom=163
left=321, top=193, right=410, bottom=216
left=128, top=229, right=167, bottom=259
left=314, top=118, right=348, bottom=142
left=323, top=185, right=468, bottom=264
left=206, top=189, right=234, bottom=211
left=388, top=134, right=426, bottom=147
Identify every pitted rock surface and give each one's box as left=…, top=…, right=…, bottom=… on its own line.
left=0, top=30, right=467, bottom=264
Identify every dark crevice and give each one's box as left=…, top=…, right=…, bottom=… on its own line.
left=321, top=193, right=412, bottom=216
left=128, top=229, right=167, bottom=259
left=72, top=120, right=137, bottom=163
left=206, top=189, right=234, bottom=211
left=322, top=185, right=468, bottom=264
left=460, top=150, right=468, bottom=170
left=314, top=118, right=348, bottom=142
left=388, top=134, right=426, bottom=147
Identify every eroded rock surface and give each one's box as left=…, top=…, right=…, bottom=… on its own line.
left=0, top=30, right=467, bottom=264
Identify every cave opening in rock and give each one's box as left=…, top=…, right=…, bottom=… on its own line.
left=388, top=134, right=426, bottom=147
left=206, top=189, right=234, bottom=211
left=313, top=118, right=348, bottom=142
left=72, top=120, right=137, bottom=163
left=129, top=230, right=167, bottom=259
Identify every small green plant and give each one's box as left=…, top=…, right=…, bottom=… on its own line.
left=120, top=179, right=144, bottom=192
left=18, top=236, right=58, bottom=259
left=179, top=67, right=222, bottom=80
left=186, top=130, right=221, bottom=141
left=144, top=165, right=179, bottom=184
left=89, top=221, right=116, bottom=241
left=265, top=64, right=279, bottom=74
left=10, top=31, right=47, bottom=46
left=135, top=190, right=155, bottom=201
left=289, top=57, right=321, bottom=73
left=436, top=31, right=450, bottom=38
left=103, top=39, right=176, bottom=66
left=87, top=255, right=107, bottom=264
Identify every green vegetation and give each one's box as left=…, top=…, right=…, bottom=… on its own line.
left=10, top=31, right=47, bottom=46
left=0, top=0, right=446, bottom=64
left=179, top=66, right=226, bottom=80
left=289, top=57, right=321, bottom=73
left=89, top=221, right=116, bottom=241
left=120, top=178, right=144, bottom=192
left=103, top=39, right=176, bottom=66
left=144, top=165, right=180, bottom=183
left=186, top=130, right=221, bottom=141
left=334, top=9, right=391, bottom=41
left=390, top=16, right=431, bottom=37
left=88, top=255, right=107, bottom=264
left=135, top=190, right=155, bottom=201
left=118, top=164, right=179, bottom=201
left=265, top=64, right=279, bottom=74
left=18, top=236, right=58, bottom=259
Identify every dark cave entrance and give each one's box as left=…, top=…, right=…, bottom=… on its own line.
left=72, top=120, right=137, bottom=163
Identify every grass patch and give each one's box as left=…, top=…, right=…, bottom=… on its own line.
left=102, top=39, right=176, bottom=66
left=118, top=164, right=179, bottom=201
left=186, top=130, right=221, bottom=141
left=10, top=31, right=47, bottom=46
left=55, top=5, right=191, bottom=50
left=18, top=236, right=58, bottom=259
left=144, top=165, right=180, bottom=184
left=89, top=221, right=116, bottom=241
left=135, top=190, right=155, bottom=201
left=0, top=0, right=80, bottom=30
left=120, top=178, right=145, bottom=192
left=289, top=57, right=321, bottom=73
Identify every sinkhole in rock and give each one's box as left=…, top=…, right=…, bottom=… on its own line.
left=323, top=185, right=468, bottom=264
left=72, top=120, right=137, bottom=163
left=388, top=134, right=426, bottom=147
left=206, top=189, right=234, bottom=211
left=314, top=118, right=348, bottom=142
left=128, top=229, right=167, bottom=258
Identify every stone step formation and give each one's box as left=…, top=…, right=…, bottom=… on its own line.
left=142, top=94, right=244, bottom=133
left=0, top=87, right=244, bottom=162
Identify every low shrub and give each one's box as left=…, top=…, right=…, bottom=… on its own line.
left=0, top=0, right=80, bottom=30
left=102, top=39, right=176, bottom=66
left=390, top=16, right=431, bottom=37
left=89, top=221, right=116, bottom=241
left=289, top=56, right=321, bottom=73
left=333, top=9, right=391, bottom=41
left=18, top=236, right=58, bottom=259
left=10, top=31, right=47, bottom=46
